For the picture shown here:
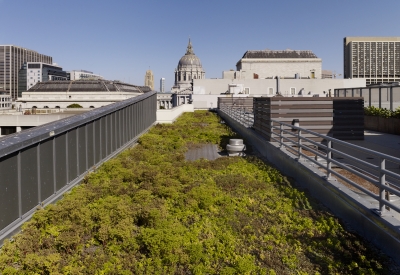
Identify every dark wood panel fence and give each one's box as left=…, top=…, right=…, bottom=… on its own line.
left=253, top=97, right=364, bottom=142
left=332, top=98, right=364, bottom=140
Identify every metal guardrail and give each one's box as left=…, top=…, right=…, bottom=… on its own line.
left=220, top=106, right=400, bottom=217
left=220, top=106, right=254, bottom=128
left=334, top=85, right=400, bottom=110
left=0, top=91, right=157, bottom=243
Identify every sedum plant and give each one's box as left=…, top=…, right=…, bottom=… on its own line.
left=0, top=111, right=393, bottom=274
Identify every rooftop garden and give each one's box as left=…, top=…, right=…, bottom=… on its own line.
left=0, top=111, right=394, bottom=274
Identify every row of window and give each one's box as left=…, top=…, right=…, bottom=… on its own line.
left=0, top=103, right=11, bottom=108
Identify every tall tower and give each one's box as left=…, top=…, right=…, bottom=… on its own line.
left=144, top=69, right=154, bottom=90
left=0, top=45, right=53, bottom=99
left=160, top=77, right=165, bottom=93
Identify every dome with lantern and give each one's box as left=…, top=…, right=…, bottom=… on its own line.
left=173, top=39, right=205, bottom=92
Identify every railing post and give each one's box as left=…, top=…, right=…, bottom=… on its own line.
left=279, top=123, right=283, bottom=148
left=379, top=157, right=386, bottom=214
left=297, top=129, right=302, bottom=160
left=327, top=140, right=332, bottom=179
left=379, top=87, right=382, bottom=109
left=369, top=88, right=371, bottom=107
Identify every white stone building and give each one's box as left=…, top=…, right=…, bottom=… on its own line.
left=157, top=92, right=172, bottom=109
left=223, top=49, right=322, bottom=80
left=0, top=90, right=12, bottom=110
left=171, top=39, right=205, bottom=93
left=193, top=78, right=366, bottom=97
left=18, top=79, right=147, bottom=109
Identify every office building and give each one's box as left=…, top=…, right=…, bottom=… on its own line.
left=344, top=37, right=400, bottom=85
left=67, top=70, right=103, bottom=80
left=18, top=62, right=67, bottom=94
left=144, top=70, right=154, bottom=90
left=160, top=78, right=165, bottom=93
left=0, top=45, right=52, bottom=99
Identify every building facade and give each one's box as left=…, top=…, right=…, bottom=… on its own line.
left=67, top=70, right=103, bottom=80
left=0, top=90, right=12, bottom=110
left=193, top=78, right=366, bottom=97
left=172, top=39, right=205, bottom=93
left=322, top=70, right=333, bottom=79
left=18, top=62, right=67, bottom=95
left=0, top=45, right=53, bottom=99
left=144, top=70, right=154, bottom=90
left=224, top=49, right=322, bottom=80
left=344, top=37, right=400, bottom=85
left=18, top=79, right=146, bottom=109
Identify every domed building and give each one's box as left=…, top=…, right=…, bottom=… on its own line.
left=172, top=39, right=205, bottom=93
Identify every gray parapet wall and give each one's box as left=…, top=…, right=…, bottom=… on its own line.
left=0, top=92, right=157, bottom=245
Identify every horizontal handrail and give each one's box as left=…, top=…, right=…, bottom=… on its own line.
left=220, top=106, right=400, bottom=217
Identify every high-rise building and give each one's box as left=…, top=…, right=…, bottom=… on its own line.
left=344, top=37, right=400, bottom=85
left=0, top=45, right=53, bottom=99
left=160, top=77, right=165, bottom=92
left=144, top=70, right=154, bottom=90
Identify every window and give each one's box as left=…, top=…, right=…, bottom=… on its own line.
left=268, top=87, right=274, bottom=95
left=290, top=87, right=296, bottom=95
left=244, top=87, right=250, bottom=94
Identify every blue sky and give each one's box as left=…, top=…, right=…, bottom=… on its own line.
left=1, top=0, right=399, bottom=91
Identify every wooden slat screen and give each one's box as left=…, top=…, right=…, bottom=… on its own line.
left=253, top=97, right=364, bottom=142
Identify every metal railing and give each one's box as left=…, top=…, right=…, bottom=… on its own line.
left=220, top=106, right=400, bottom=217
left=334, top=85, right=400, bottom=110
left=0, top=92, right=157, bottom=242
left=220, top=105, right=254, bottom=128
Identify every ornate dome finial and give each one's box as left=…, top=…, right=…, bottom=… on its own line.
left=186, top=38, right=194, bottom=55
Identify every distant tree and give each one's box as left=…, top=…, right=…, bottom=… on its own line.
left=67, top=103, right=83, bottom=108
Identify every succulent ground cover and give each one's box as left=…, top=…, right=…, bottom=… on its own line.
left=0, top=111, right=393, bottom=274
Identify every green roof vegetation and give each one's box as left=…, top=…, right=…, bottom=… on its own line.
left=0, top=111, right=392, bottom=274
left=364, top=106, right=400, bottom=118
